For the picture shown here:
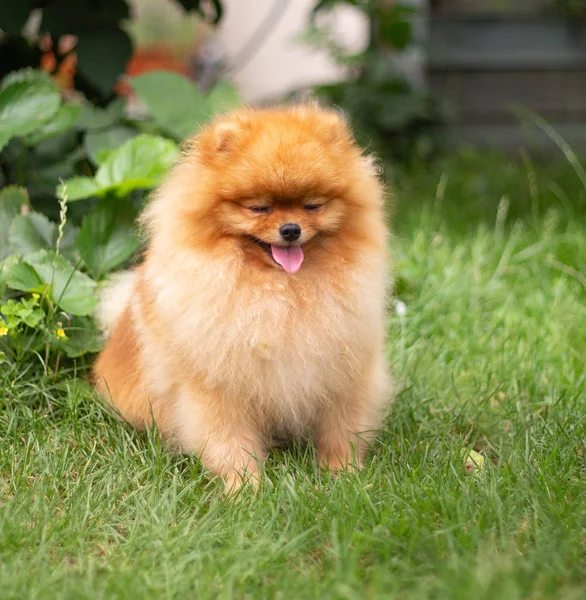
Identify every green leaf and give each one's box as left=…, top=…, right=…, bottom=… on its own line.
left=77, top=196, right=139, bottom=278
left=206, top=80, right=242, bottom=109
left=0, top=132, right=10, bottom=152
left=94, top=134, right=178, bottom=193
left=59, top=134, right=178, bottom=201
left=0, top=187, right=28, bottom=260
left=9, top=213, right=55, bottom=255
left=379, top=5, right=416, bottom=50
left=7, top=250, right=97, bottom=316
left=1, top=298, right=43, bottom=329
left=7, top=212, right=77, bottom=259
left=0, top=254, right=21, bottom=294
left=21, top=308, right=42, bottom=329
left=58, top=177, right=101, bottom=202
left=5, top=260, right=44, bottom=293
left=129, top=71, right=211, bottom=140
left=128, top=73, right=241, bottom=141
left=76, top=29, right=133, bottom=97
left=59, top=316, right=103, bottom=357
left=77, top=97, right=127, bottom=131
left=0, top=68, right=53, bottom=91
left=24, top=104, right=81, bottom=144
left=84, top=125, right=137, bottom=165
left=0, top=76, right=61, bottom=138
left=380, top=19, right=412, bottom=50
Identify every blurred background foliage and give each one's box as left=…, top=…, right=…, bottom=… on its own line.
left=305, top=0, right=448, bottom=163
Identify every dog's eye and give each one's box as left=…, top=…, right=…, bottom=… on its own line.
left=249, top=206, right=271, bottom=214
left=304, top=204, right=322, bottom=211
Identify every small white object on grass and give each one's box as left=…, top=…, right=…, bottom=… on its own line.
left=395, top=300, right=407, bottom=317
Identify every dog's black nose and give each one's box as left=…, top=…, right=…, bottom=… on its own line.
left=279, top=223, right=301, bottom=242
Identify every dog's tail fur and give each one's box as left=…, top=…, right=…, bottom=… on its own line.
left=96, top=270, right=136, bottom=338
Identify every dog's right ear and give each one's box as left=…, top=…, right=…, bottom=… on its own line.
left=211, top=121, right=241, bottom=153
left=197, top=118, right=245, bottom=160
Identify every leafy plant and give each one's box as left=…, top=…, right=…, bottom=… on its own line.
left=130, top=72, right=240, bottom=141
left=0, top=67, right=241, bottom=369
left=0, top=185, right=98, bottom=361
left=0, top=69, right=76, bottom=152
left=306, top=0, right=447, bottom=163
left=0, top=2, right=234, bottom=371
left=0, top=0, right=224, bottom=103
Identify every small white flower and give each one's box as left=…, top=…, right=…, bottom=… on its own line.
left=395, top=300, right=407, bottom=317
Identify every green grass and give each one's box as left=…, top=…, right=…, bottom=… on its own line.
left=2, top=149, right=586, bottom=599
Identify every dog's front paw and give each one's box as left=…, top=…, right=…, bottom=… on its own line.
left=317, top=444, right=364, bottom=473
left=222, top=468, right=260, bottom=496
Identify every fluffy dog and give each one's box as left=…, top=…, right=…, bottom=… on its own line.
left=93, top=105, right=391, bottom=492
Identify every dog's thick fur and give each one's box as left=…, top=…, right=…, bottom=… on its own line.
left=93, top=105, right=391, bottom=492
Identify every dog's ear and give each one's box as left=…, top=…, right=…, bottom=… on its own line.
left=212, top=120, right=241, bottom=153
left=197, top=118, right=245, bottom=160
left=321, top=109, right=350, bottom=144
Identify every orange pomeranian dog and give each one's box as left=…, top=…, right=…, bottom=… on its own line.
left=93, top=104, right=392, bottom=492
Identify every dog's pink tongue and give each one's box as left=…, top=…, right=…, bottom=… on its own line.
left=271, top=245, right=304, bottom=273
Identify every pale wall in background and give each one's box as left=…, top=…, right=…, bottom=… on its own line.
left=217, top=0, right=369, bottom=102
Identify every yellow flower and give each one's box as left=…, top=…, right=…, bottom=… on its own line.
left=0, top=325, right=8, bottom=337
left=32, top=293, right=40, bottom=300
left=56, top=328, right=66, bottom=339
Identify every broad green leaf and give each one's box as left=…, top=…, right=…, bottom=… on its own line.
left=58, top=177, right=101, bottom=202
left=95, top=148, right=116, bottom=166
left=0, top=68, right=53, bottom=91
left=129, top=71, right=211, bottom=140
left=25, top=104, right=81, bottom=144
left=84, top=125, right=137, bottom=165
left=9, top=213, right=55, bottom=254
left=94, top=134, right=178, bottom=193
left=7, top=250, right=97, bottom=316
left=0, top=78, right=61, bottom=138
left=206, top=80, right=242, bottom=111
left=77, top=196, right=139, bottom=278
left=31, top=252, right=97, bottom=316
left=7, top=212, right=77, bottom=259
left=0, top=187, right=28, bottom=260
left=20, top=308, right=42, bottom=329
left=59, top=224, right=80, bottom=262
left=59, top=316, right=104, bottom=357
left=5, top=260, right=44, bottom=293
left=77, top=97, right=126, bottom=131
left=59, top=134, right=178, bottom=201
left=0, top=254, right=20, bottom=294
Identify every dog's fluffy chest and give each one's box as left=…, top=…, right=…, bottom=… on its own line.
left=161, top=269, right=371, bottom=388
left=148, top=253, right=384, bottom=429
